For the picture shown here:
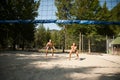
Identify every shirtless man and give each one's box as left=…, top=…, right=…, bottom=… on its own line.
left=69, top=43, right=79, bottom=60
left=46, top=39, right=55, bottom=57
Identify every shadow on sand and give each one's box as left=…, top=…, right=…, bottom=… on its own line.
left=0, top=51, right=120, bottom=80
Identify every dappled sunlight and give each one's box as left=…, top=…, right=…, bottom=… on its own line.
left=0, top=51, right=120, bottom=80
left=65, top=72, right=101, bottom=80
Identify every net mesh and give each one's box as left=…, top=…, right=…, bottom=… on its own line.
left=36, top=0, right=120, bottom=20
left=36, top=0, right=57, bottom=20
left=0, top=0, right=120, bottom=24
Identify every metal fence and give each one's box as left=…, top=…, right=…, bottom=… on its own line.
left=61, top=34, right=114, bottom=54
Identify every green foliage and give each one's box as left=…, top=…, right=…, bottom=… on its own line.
left=34, top=26, right=63, bottom=49
left=96, top=2, right=120, bottom=36
left=55, top=0, right=72, bottom=27
left=55, top=0, right=72, bottom=19
left=34, top=24, right=51, bottom=48
left=55, top=0, right=120, bottom=53
left=109, top=2, right=120, bottom=35
left=55, top=0, right=100, bottom=37
left=71, top=0, right=100, bottom=37
left=50, top=30, right=62, bottom=49
left=55, top=0, right=120, bottom=37
left=0, top=0, right=40, bottom=50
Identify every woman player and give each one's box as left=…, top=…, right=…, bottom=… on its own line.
left=69, top=43, right=79, bottom=60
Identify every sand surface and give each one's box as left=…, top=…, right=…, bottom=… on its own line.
left=0, top=51, right=120, bottom=80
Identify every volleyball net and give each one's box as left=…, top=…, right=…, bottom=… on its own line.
left=0, top=0, right=120, bottom=25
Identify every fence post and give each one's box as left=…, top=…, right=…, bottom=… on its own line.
left=106, top=35, right=108, bottom=54
left=79, top=32, right=81, bottom=53
left=82, top=34, right=83, bottom=53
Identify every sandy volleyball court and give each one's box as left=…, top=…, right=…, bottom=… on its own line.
left=0, top=51, right=120, bottom=80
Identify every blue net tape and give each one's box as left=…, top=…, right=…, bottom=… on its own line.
left=0, top=20, right=120, bottom=25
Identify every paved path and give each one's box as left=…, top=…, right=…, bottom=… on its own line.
left=0, top=51, right=120, bottom=80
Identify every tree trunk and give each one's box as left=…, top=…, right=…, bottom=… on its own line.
left=22, top=40, right=25, bottom=50
left=12, top=41, right=16, bottom=50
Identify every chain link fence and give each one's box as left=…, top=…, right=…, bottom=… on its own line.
left=57, top=33, right=115, bottom=54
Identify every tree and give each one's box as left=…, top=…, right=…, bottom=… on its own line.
left=96, top=1, right=114, bottom=36
left=34, top=24, right=49, bottom=48
left=50, top=30, right=62, bottom=49
left=55, top=0, right=120, bottom=53
left=0, top=0, right=40, bottom=50
left=46, top=28, right=51, bottom=42
left=55, top=0, right=72, bottom=20
left=110, top=2, right=120, bottom=36
left=70, top=0, right=101, bottom=53
left=55, top=0, right=74, bottom=52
